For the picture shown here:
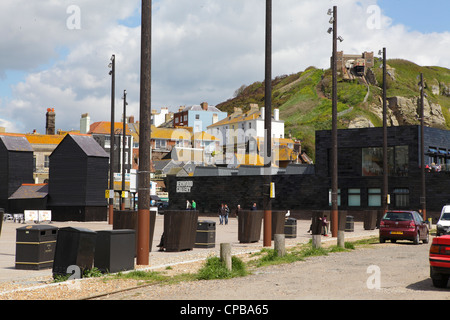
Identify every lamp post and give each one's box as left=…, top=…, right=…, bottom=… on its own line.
left=121, top=89, right=128, bottom=210
left=327, top=6, right=342, bottom=240
left=137, top=0, right=152, bottom=266
left=263, top=0, right=272, bottom=248
left=419, top=73, right=426, bottom=220
left=108, top=54, right=115, bottom=225
left=380, top=48, right=388, bottom=215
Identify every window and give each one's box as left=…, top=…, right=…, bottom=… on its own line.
left=105, top=136, right=111, bottom=148
left=328, top=189, right=341, bottom=206
left=368, top=188, right=381, bottom=207
left=362, top=146, right=408, bottom=177
left=44, top=155, right=50, bottom=168
left=348, top=188, right=361, bottom=206
left=394, top=188, right=409, bottom=207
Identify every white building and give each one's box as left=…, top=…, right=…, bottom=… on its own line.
left=207, top=104, right=284, bottom=154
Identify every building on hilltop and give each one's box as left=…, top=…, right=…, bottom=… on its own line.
left=174, top=102, right=228, bottom=133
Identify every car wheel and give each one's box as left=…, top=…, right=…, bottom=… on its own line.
left=413, top=232, right=420, bottom=245
left=423, top=231, right=429, bottom=244
left=432, top=275, right=449, bottom=288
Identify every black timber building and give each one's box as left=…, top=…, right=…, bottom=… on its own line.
left=167, top=125, right=450, bottom=222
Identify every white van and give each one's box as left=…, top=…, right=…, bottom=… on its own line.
left=436, top=205, right=450, bottom=236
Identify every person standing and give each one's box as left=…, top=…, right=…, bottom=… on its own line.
left=191, top=200, right=196, bottom=211
left=251, top=202, right=257, bottom=211
left=218, top=203, right=225, bottom=225
left=186, top=200, right=191, bottom=210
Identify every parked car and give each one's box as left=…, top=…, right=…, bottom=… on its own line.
left=436, top=205, right=450, bottom=237
left=429, top=235, right=450, bottom=288
left=379, top=210, right=429, bottom=245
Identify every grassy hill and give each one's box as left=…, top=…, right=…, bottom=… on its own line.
left=216, top=59, right=450, bottom=160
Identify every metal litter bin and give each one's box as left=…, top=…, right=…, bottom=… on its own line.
left=238, top=210, right=263, bottom=243
left=195, top=220, right=215, bottom=248
left=94, top=229, right=135, bottom=273
left=345, top=216, right=354, bottom=232
left=52, top=227, right=97, bottom=277
left=284, top=218, right=297, bottom=238
left=163, top=210, right=199, bottom=252
left=15, top=225, right=58, bottom=270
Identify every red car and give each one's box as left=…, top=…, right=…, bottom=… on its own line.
left=429, top=235, right=450, bottom=288
left=379, top=210, right=429, bottom=245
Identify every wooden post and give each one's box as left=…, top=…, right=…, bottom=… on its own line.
left=312, top=235, right=321, bottom=249
left=274, top=234, right=285, bottom=257
left=220, top=243, right=232, bottom=271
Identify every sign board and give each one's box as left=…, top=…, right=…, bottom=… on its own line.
left=105, top=190, right=114, bottom=199
left=24, top=210, right=52, bottom=223
left=176, top=180, right=193, bottom=193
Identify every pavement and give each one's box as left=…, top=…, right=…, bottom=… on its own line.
left=0, top=214, right=380, bottom=284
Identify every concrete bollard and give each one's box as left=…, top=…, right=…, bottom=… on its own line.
left=220, top=243, right=232, bottom=271
left=312, top=234, right=321, bottom=248
left=274, top=234, right=286, bottom=257
left=337, top=230, right=345, bottom=248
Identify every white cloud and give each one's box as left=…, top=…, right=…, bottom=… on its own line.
left=0, top=0, right=449, bottom=134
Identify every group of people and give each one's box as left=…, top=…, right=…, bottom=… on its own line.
left=186, top=200, right=196, bottom=210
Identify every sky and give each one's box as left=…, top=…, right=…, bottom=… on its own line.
left=0, top=0, right=449, bottom=134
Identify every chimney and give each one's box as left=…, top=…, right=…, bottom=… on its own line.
left=129, top=115, right=135, bottom=123
left=179, top=106, right=185, bottom=112
left=80, top=113, right=90, bottom=134
left=46, top=108, right=56, bottom=135
left=201, top=102, right=208, bottom=111
left=274, top=108, right=280, bottom=121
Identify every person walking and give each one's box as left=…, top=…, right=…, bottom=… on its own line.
left=224, top=204, right=230, bottom=225
left=218, top=203, right=225, bottom=225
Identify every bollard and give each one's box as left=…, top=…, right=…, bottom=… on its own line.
left=312, top=234, right=321, bottom=248
left=274, top=234, right=286, bottom=257
left=220, top=243, right=232, bottom=271
left=337, top=230, right=345, bottom=248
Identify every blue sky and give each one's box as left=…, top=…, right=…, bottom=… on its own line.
left=0, top=0, right=449, bottom=133
left=378, top=0, right=449, bottom=33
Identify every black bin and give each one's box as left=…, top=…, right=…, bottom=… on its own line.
left=345, top=216, right=354, bottom=232
left=52, top=227, right=97, bottom=277
left=15, top=225, right=58, bottom=270
left=284, top=218, right=297, bottom=238
left=238, top=210, right=263, bottom=243
left=164, top=210, right=199, bottom=252
left=94, top=230, right=135, bottom=273
left=272, top=211, right=286, bottom=240
left=195, top=220, right=216, bottom=248
left=364, top=210, right=378, bottom=230
left=0, top=208, right=4, bottom=237
left=113, top=210, right=156, bottom=254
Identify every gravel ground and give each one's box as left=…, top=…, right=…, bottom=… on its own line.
left=95, top=239, right=450, bottom=301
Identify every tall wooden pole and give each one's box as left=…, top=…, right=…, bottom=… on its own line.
left=382, top=48, right=388, bottom=215
left=137, top=0, right=152, bottom=265
left=420, top=73, right=426, bottom=220
left=331, top=6, right=338, bottom=238
left=263, top=0, right=272, bottom=247
left=121, top=90, right=127, bottom=210
left=108, top=54, right=115, bottom=224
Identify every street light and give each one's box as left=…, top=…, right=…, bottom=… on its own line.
left=418, top=73, right=427, bottom=220
left=327, top=6, right=343, bottom=244
left=263, top=0, right=272, bottom=248
left=108, top=54, right=115, bottom=225
left=121, top=89, right=128, bottom=210
left=379, top=48, right=389, bottom=215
